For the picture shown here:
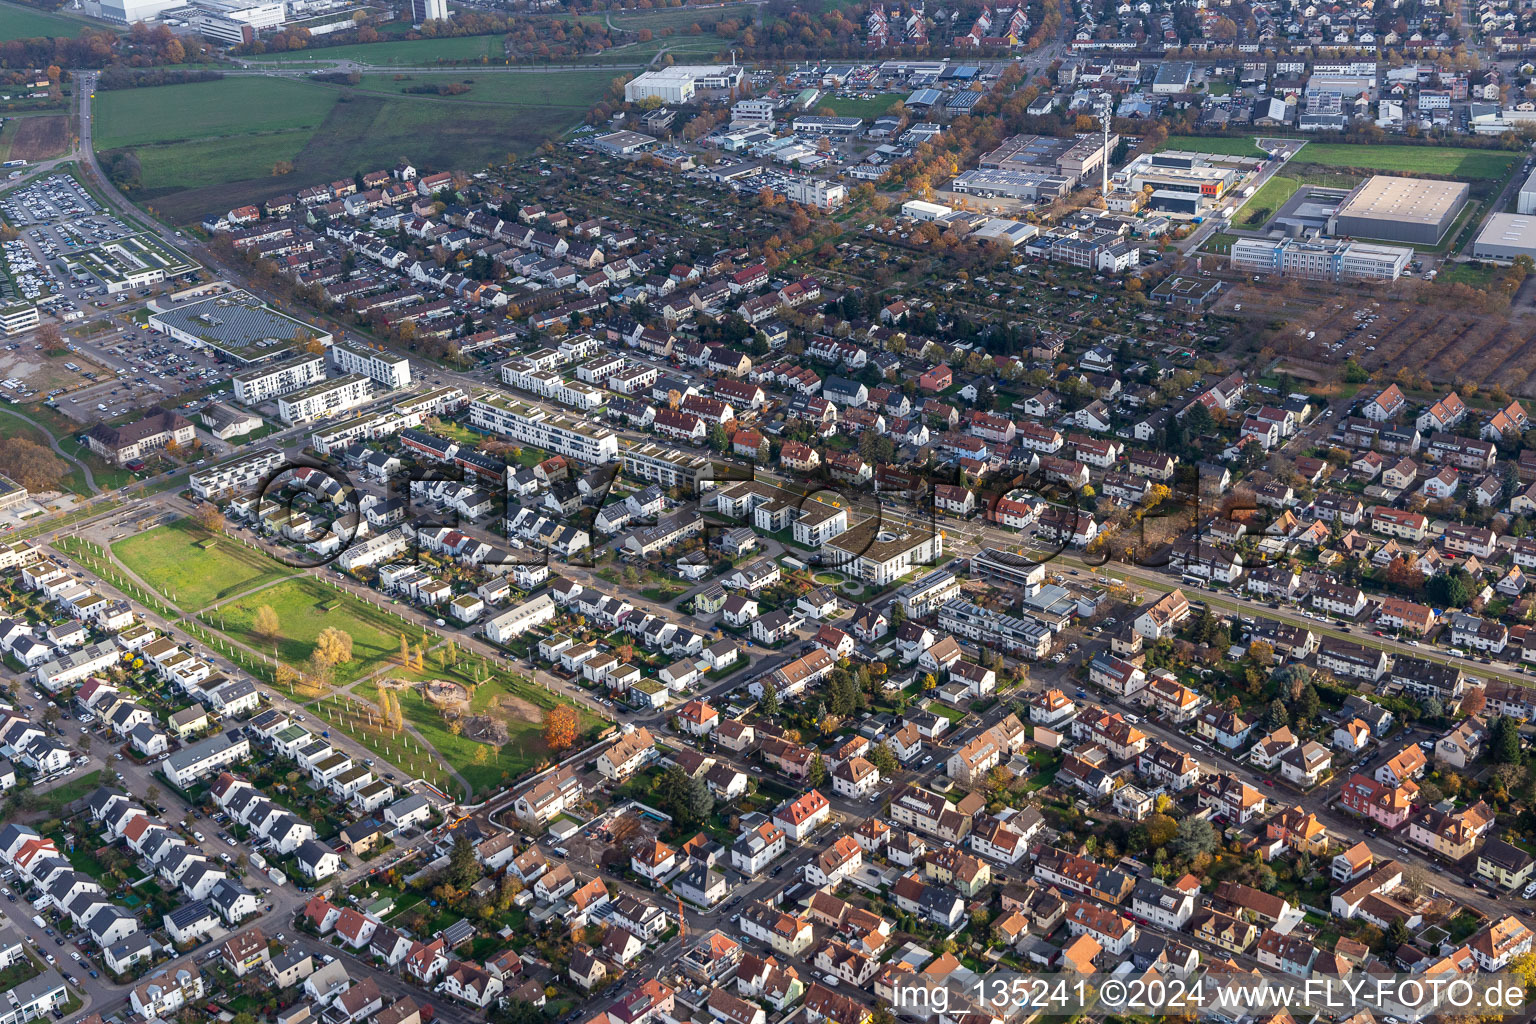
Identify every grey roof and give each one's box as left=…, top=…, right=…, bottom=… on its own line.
left=386, top=793, right=430, bottom=819
left=165, top=731, right=243, bottom=774
left=10, top=970, right=67, bottom=1007
left=161, top=292, right=316, bottom=353
left=167, top=900, right=216, bottom=928
left=297, top=838, right=337, bottom=868
left=87, top=905, right=135, bottom=938
left=210, top=878, right=256, bottom=909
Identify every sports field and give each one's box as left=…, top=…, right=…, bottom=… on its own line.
left=248, top=33, right=505, bottom=65
left=113, top=519, right=291, bottom=610
left=214, top=577, right=414, bottom=685
left=93, top=72, right=610, bottom=221
left=0, top=1, right=100, bottom=40
left=1157, top=135, right=1266, bottom=158
left=1295, top=143, right=1517, bottom=180
left=822, top=93, right=907, bottom=120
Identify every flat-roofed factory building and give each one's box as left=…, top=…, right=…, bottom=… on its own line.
left=1327, top=175, right=1469, bottom=245
left=1472, top=213, right=1536, bottom=262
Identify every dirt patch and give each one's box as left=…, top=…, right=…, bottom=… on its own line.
left=491, top=692, right=543, bottom=725
left=461, top=714, right=509, bottom=745
left=422, top=678, right=470, bottom=707
left=9, top=117, right=67, bottom=163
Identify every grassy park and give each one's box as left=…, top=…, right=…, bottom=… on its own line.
left=356, top=667, right=606, bottom=797
left=112, top=519, right=291, bottom=610
left=209, top=577, right=410, bottom=685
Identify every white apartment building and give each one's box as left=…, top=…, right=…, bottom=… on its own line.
left=233, top=353, right=326, bottom=405
left=276, top=374, right=374, bottom=425
left=0, top=304, right=38, bottom=336
left=483, top=593, right=558, bottom=645
left=469, top=392, right=618, bottom=464
left=190, top=447, right=286, bottom=499
left=329, top=343, right=411, bottom=390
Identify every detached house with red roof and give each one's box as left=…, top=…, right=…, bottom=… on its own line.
left=676, top=700, right=719, bottom=737
left=774, top=789, right=831, bottom=842
left=631, top=840, right=679, bottom=884
left=918, top=364, right=953, bottom=391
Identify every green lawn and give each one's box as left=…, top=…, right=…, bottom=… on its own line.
left=30, top=769, right=104, bottom=813
left=101, top=72, right=610, bottom=223
left=821, top=92, right=907, bottom=120
left=1296, top=143, right=1518, bottom=180
left=248, top=34, right=506, bottom=65
left=0, top=1, right=100, bottom=40
left=1436, top=261, right=1499, bottom=288
left=132, top=131, right=313, bottom=192
left=212, top=577, right=414, bottom=685
left=113, top=519, right=291, bottom=611
left=1202, top=231, right=1240, bottom=255
left=605, top=4, right=756, bottom=29
left=359, top=667, right=606, bottom=798
left=92, top=77, right=338, bottom=150
left=1158, top=134, right=1265, bottom=157
left=1236, top=174, right=1299, bottom=227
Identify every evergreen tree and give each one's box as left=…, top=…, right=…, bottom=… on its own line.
left=685, top=773, right=714, bottom=823
left=448, top=835, right=478, bottom=889
left=1292, top=685, right=1321, bottom=728
left=1492, top=714, right=1522, bottom=764
left=808, top=753, right=827, bottom=788
left=1264, top=698, right=1288, bottom=732
left=870, top=743, right=899, bottom=776
left=759, top=683, right=780, bottom=716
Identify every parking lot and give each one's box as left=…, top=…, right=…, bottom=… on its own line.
left=0, top=174, right=103, bottom=225
left=50, top=322, right=233, bottom=423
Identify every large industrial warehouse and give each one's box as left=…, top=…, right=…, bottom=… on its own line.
left=1326, top=174, right=1469, bottom=245
left=1472, top=213, right=1536, bottom=262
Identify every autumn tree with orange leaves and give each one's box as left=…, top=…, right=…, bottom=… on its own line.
left=544, top=704, right=579, bottom=753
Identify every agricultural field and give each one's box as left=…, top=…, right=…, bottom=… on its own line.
left=0, top=114, right=68, bottom=163
left=93, top=72, right=610, bottom=222
left=0, top=1, right=100, bottom=40
left=1295, top=142, right=1518, bottom=180
left=247, top=33, right=505, bottom=65
left=92, top=78, right=336, bottom=150
left=821, top=92, right=907, bottom=120
left=582, top=34, right=726, bottom=61
left=131, top=132, right=311, bottom=192
left=213, top=577, right=413, bottom=685
left=354, top=70, right=613, bottom=105
left=1157, top=135, right=1266, bottom=158
left=112, top=519, right=292, bottom=610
